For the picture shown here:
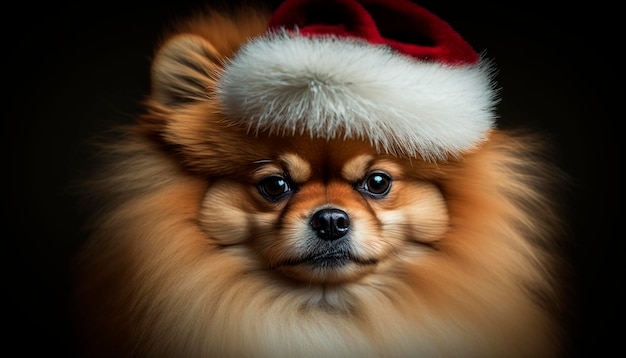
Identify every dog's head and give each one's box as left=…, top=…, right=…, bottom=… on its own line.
left=141, top=3, right=496, bottom=285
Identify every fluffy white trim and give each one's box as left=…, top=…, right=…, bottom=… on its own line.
left=217, top=32, right=498, bottom=160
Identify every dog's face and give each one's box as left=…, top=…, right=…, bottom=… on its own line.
left=197, top=135, right=449, bottom=284
left=142, top=32, right=448, bottom=286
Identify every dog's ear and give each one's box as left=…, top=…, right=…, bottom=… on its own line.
left=151, top=34, right=222, bottom=107
left=150, top=7, right=270, bottom=107
left=142, top=12, right=275, bottom=176
left=145, top=32, right=273, bottom=176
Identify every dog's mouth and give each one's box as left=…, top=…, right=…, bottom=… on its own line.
left=273, top=247, right=379, bottom=283
left=281, top=249, right=378, bottom=270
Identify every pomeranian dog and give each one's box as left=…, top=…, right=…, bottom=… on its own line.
left=74, top=0, right=568, bottom=356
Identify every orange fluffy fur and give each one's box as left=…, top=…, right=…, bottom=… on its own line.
left=74, top=6, right=567, bottom=357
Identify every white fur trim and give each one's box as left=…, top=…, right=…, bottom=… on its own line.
left=217, top=32, right=498, bottom=160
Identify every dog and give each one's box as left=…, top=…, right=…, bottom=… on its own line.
left=74, top=0, right=568, bottom=356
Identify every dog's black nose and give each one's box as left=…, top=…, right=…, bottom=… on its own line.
left=310, top=208, right=350, bottom=241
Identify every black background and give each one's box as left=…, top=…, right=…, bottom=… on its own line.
left=4, top=1, right=620, bottom=356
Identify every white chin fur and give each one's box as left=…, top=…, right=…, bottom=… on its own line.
left=217, top=32, right=498, bottom=160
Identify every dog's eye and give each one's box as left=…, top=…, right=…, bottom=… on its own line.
left=258, top=176, right=293, bottom=201
left=358, top=171, right=392, bottom=198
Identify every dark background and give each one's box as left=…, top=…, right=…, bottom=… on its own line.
left=4, top=0, right=620, bottom=356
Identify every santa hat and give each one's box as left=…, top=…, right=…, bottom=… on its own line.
left=217, top=0, right=497, bottom=160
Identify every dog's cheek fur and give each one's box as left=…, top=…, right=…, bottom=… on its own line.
left=198, top=180, right=284, bottom=247
left=373, top=180, right=450, bottom=246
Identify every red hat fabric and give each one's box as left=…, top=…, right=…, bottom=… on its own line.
left=217, top=0, right=497, bottom=160
left=267, top=0, right=479, bottom=65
